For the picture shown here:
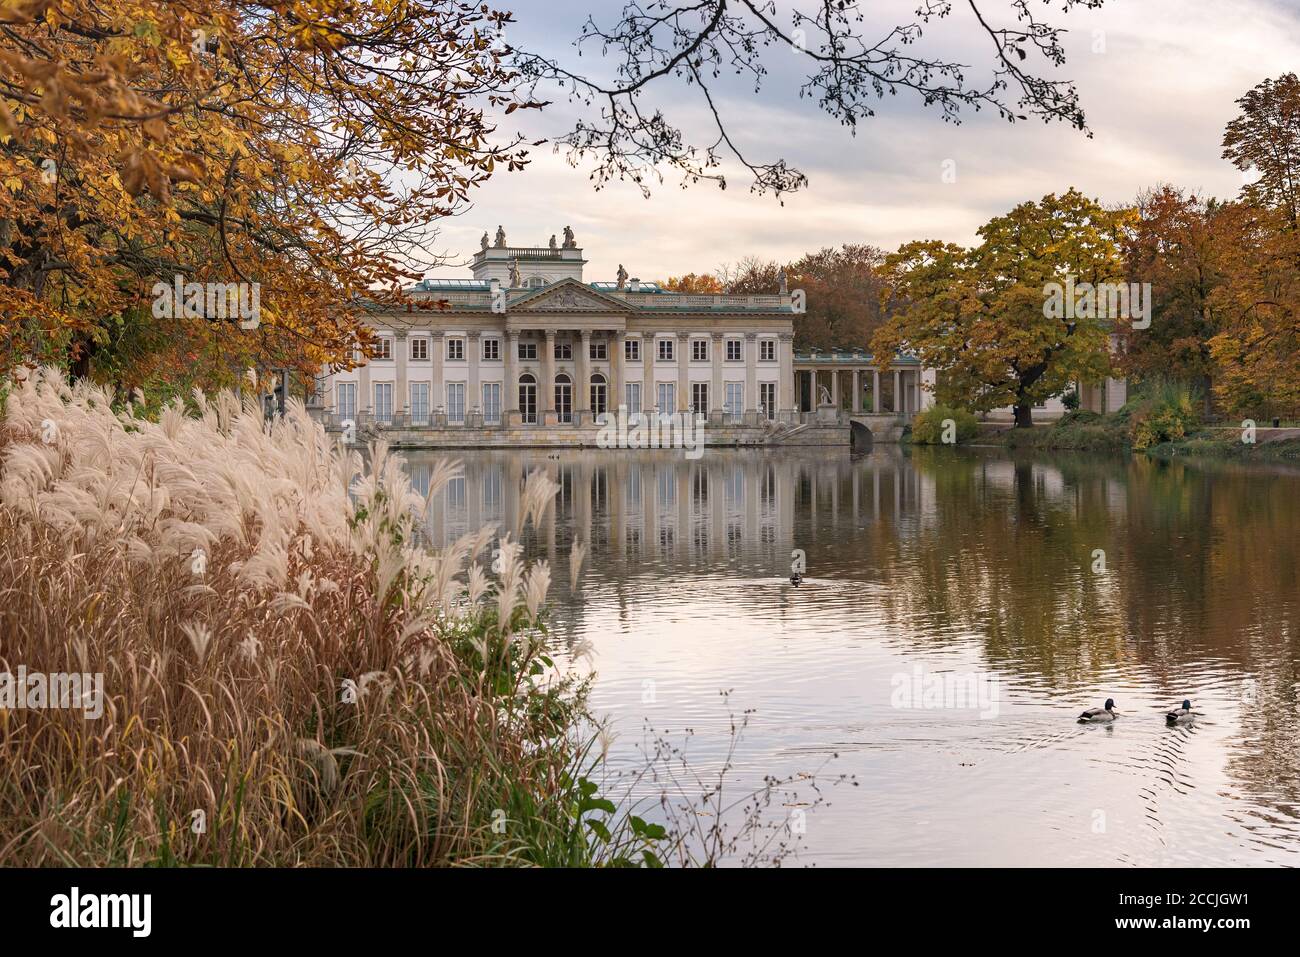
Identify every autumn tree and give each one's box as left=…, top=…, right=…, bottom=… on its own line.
left=1223, top=72, right=1300, bottom=229
left=0, top=0, right=530, bottom=387
left=785, top=245, right=888, bottom=351
left=871, top=189, right=1126, bottom=427
left=1115, top=186, right=1223, bottom=406
left=662, top=272, right=724, bottom=293
left=1207, top=73, right=1300, bottom=416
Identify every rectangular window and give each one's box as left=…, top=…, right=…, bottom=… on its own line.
left=373, top=337, right=392, bottom=360
left=691, top=382, right=709, bottom=414
left=373, top=382, right=393, bottom=423
left=657, top=338, right=674, bottom=362
left=446, top=382, right=465, bottom=423
left=590, top=340, right=607, bottom=360
left=656, top=382, right=675, bottom=414
left=409, top=382, right=430, bottom=423
left=759, top=338, right=776, bottom=362
left=691, top=339, right=708, bottom=362
left=554, top=341, right=573, bottom=360
left=482, top=337, right=500, bottom=361
left=518, top=341, right=537, bottom=361
left=446, top=337, right=465, bottom=361
left=625, top=382, right=641, bottom=414
left=724, top=381, right=743, bottom=420
left=336, top=382, right=357, bottom=420
left=482, top=382, right=502, bottom=424
left=409, top=338, right=429, bottom=361
left=625, top=338, right=640, bottom=362
left=760, top=382, right=776, bottom=419
left=726, top=339, right=742, bottom=362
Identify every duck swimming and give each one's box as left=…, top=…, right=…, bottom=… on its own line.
left=789, top=571, right=803, bottom=585
left=1166, top=699, right=1197, bottom=723
left=1078, top=698, right=1118, bottom=723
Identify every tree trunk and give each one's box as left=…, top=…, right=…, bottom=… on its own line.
left=1013, top=403, right=1034, bottom=428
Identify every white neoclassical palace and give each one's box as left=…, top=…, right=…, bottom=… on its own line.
left=320, top=228, right=813, bottom=437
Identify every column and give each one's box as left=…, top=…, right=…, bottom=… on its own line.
left=873, top=369, right=881, bottom=413
left=612, top=330, right=625, bottom=413
left=543, top=329, right=556, bottom=424
left=852, top=369, right=861, bottom=413
left=830, top=366, right=840, bottom=409
left=894, top=369, right=901, bottom=414
left=710, top=332, right=724, bottom=419
left=394, top=331, right=408, bottom=418
left=676, top=331, right=690, bottom=412
left=744, top=332, right=757, bottom=415
left=504, top=330, right=517, bottom=421
left=644, top=335, right=655, bottom=413
left=778, top=333, right=794, bottom=416
left=467, top=331, right=481, bottom=420
left=430, top=331, right=445, bottom=422
left=578, top=329, right=591, bottom=419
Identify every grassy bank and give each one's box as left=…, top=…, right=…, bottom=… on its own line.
left=976, top=412, right=1300, bottom=463
left=0, top=369, right=662, bottom=867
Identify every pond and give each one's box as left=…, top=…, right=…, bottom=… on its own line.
left=402, top=445, right=1300, bottom=866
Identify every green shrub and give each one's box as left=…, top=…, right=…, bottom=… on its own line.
left=1061, top=388, right=1080, bottom=411
left=1129, top=379, right=1201, bottom=450
left=911, top=404, right=980, bottom=445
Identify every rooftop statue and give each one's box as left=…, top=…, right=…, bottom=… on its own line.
left=562, top=225, right=576, bottom=248
left=480, top=232, right=489, bottom=252
left=616, top=264, right=628, bottom=289
left=549, top=234, right=557, bottom=250
left=509, top=259, right=522, bottom=287
left=495, top=225, right=506, bottom=248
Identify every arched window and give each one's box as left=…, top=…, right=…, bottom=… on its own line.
left=590, top=372, right=608, bottom=416
left=518, top=373, right=537, bottom=425
left=554, top=373, right=573, bottom=424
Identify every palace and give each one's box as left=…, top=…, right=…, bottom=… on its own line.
left=317, top=227, right=934, bottom=446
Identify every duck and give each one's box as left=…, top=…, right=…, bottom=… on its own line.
left=1166, top=699, right=1197, bottom=723
left=1078, top=698, right=1118, bottom=723
left=789, top=571, right=803, bottom=586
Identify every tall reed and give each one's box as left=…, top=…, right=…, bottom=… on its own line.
left=0, top=368, right=596, bottom=866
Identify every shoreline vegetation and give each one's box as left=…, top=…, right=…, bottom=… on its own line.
left=0, top=368, right=660, bottom=867
left=907, top=380, right=1300, bottom=465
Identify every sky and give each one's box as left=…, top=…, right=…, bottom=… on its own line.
left=424, top=0, right=1300, bottom=284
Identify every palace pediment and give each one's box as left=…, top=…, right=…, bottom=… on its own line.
left=509, top=279, right=633, bottom=313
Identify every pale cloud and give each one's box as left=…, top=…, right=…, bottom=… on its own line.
left=425, top=0, right=1300, bottom=282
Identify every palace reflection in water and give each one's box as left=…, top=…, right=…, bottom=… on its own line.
left=402, top=446, right=1300, bottom=866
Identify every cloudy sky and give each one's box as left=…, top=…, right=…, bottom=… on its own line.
left=425, top=0, right=1300, bottom=284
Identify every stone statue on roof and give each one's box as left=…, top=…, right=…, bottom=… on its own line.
left=562, top=225, right=576, bottom=248
left=480, top=232, right=489, bottom=252
left=495, top=225, right=506, bottom=248
left=549, top=234, right=557, bottom=250
left=616, top=264, right=628, bottom=289
left=778, top=267, right=788, bottom=295
left=509, top=259, right=522, bottom=287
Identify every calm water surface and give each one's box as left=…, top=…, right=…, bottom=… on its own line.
left=403, top=446, right=1300, bottom=866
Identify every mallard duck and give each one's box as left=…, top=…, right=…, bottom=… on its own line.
left=1166, top=699, right=1197, bottom=723
left=1078, top=698, right=1118, bottom=723
left=789, top=571, right=803, bottom=585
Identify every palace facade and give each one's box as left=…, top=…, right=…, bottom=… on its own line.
left=319, top=230, right=800, bottom=438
